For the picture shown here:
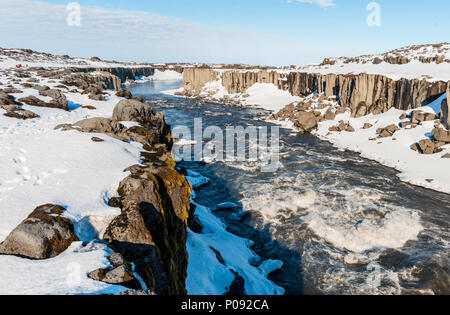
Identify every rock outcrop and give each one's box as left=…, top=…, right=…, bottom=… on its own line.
left=182, top=68, right=218, bottom=95
left=104, top=161, right=192, bottom=295
left=0, top=204, right=78, bottom=259
left=0, top=92, right=39, bottom=120
left=88, top=253, right=141, bottom=289
left=56, top=99, right=191, bottom=295
left=19, top=88, right=69, bottom=111
left=57, top=100, right=172, bottom=148
left=71, top=67, right=155, bottom=88
left=441, top=83, right=449, bottom=129
left=432, top=128, right=450, bottom=143
left=182, top=68, right=447, bottom=117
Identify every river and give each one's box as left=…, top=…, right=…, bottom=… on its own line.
left=127, top=80, right=450, bottom=295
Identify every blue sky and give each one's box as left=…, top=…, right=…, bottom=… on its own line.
left=0, top=0, right=448, bottom=65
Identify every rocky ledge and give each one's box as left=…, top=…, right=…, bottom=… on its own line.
left=0, top=204, right=78, bottom=259
left=57, top=97, right=193, bottom=295
left=0, top=67, right=194, bottom=295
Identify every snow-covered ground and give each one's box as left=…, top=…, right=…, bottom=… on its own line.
left=184, top=172, right=284, bottom=295
left=312, top=95, right=450, bottom=194
left=128, top=69, right=183, bottom=85
left=0, top=58, right=280, bottom=295
left=190, top=76, right=301, bottom=112
left=172, top=69, right=450, bottom=194
left=0, top=47, right=189, bottom=70
left=0, top=70, right=144, bottom=294
left=264, top=91, right=450, bottom=194
left=293, top=59, right=450, bottom=82
left=291, top=43, right=450, bottom=82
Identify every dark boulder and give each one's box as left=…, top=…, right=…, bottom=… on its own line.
left=0, top=204, right=78, bottom=259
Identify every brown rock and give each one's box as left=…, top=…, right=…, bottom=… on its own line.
left=112, top=99, right=157, bottom=125
left=103, top=163, right=192, bottom=295
left=432, top=128, right=450, bottom=143
left=3, top=109, right=39, bottom=120
left=354, top=102, right=368, bottom=118
left=417, top=139, right=437, bottom=154
left=400, top=121, right=413, bottom=128
left=411, top=110, right=437, bottom=124
left=81, top=105, right=97, bottom=110
left=88, top=253, right=140, bottom=289
left=346, top=125, right=355, bottom=132
left=0, top=204, right=78, bottom=259
left=292, top=111, right=318, bottom=132
left=377, top=124, right=399, bottom=138
left=324, top=109, right=336, bottom=121
left=116, top=90, right=133, bottom=99
left=441, top=86, right=449, bottom=129
left=88, top=94, right=105, bottom=101
left=91, top=137, right=105, bottom=142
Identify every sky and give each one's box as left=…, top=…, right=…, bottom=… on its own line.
left=0, top=0, right=448, bottom=65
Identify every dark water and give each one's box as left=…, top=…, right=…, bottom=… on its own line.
left=127, top=81, right=450, bottom=295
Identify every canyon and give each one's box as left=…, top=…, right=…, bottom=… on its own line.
left=182, top=68, right=449, bottom=125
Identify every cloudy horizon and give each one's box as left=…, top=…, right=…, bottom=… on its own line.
left=0, top=0, right=448, bottom=65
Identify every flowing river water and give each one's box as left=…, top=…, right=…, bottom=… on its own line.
left=127, top=81, right=450, bottom=295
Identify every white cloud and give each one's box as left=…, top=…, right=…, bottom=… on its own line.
left=288, top=0, right=336, bottom=8
left=0, top=0, right=340, bottom=65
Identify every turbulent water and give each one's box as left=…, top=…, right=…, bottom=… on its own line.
left=127, top=81, right=450, bottom=295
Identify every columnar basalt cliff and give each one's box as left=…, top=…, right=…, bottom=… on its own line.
left=182, top=68, right=449, bottom=117
left=72, top=67, right=155, bottom=88
left=442, top=85, right=450, bottom=129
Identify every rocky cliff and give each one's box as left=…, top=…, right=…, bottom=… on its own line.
left=72, top=67, right=155, bottom=87
left=56, top=98, right=193, bottom=295
left=442, top=85, right=450, bottom=129
left=182, top=68, right=449, bottom=116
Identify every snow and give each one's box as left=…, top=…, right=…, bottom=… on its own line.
left=311, top=97, right=450, bottom=194
left=295, top=59, right=450, bottom=82
left=279, top=43, right=450, bottom=82
left=0, top=70, right=143, bottom=294
left=181, top=63, right=450, bottom=194
left=195, top=76, right=302, bottom=112
left=239, top=83, right=302, bottom=112
left=119, top=121, right=141, bottom=129
left=186, top=170, right=210, bottom=189
left=148, top=69, right=183, bottom=81
left=0, top=242, right=127, bottom=295
left=125, top=70, right=183, bottom=85
left=185, top=172, right=284, bottom=295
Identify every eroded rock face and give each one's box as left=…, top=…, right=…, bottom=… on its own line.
left=56, top=99, right=172, bottom=148
left=103, top=162, right=192, bottom=295
left=441, top=84, right=449, bottom=129
left=182, top=68, right=447, bottom=117
left=432, top=128, right=450, bottom=143
left=55, top=98, right=190, bottom=295
left=113, top=99, right=157, bottom=124
left=0, top=204, right=78, bottom=259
